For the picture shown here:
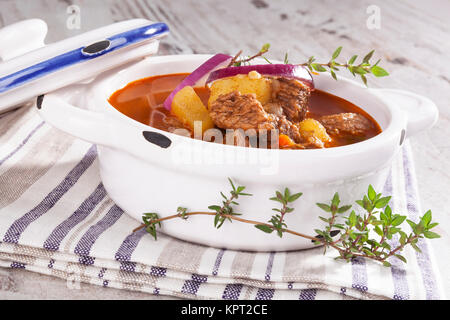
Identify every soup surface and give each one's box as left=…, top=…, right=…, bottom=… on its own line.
left=109, top=73, right=381, bottom=148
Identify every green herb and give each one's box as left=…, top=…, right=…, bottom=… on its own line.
left=254, top=188, right=302, bottom=237
left=283, top=52, right=289, bottom=64
left=136, top=179, right=439, bottom=267
left=301, top=47, right=389, bottom=86
left=230, top=43, right=271, bottom=67
left=177, top=206, right=189, bottom=220
left=142, top=212, right=161, bottom=240
left=208, top=178, right=252, bottom=229
left=230, top=44, right=389, bottom=86
left=312, top=185, right=440, bottom=264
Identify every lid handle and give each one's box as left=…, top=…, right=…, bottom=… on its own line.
left=0, top=19, right=48, bottom=61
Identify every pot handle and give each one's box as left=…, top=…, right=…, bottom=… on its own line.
left=36, top=93, right=173, bottom=151
left=372, top=88, right=438, bottom=137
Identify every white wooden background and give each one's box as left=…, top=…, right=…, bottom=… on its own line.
left=0, top=0, right=449, bottom=299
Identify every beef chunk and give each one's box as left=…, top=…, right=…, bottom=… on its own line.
left=320, top=113, right=374, bottom=137
left=209, top=91, right=276, bottom=131
left=209, top=90, right=321, bottom=149
left=276, top=116, right=302, bottom=143
left=271, top=77, right=311, bottom=122
left=263, top=102, right=283, bottom=118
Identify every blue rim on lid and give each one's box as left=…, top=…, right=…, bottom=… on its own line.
left=0, top=22, right=169, bottom=94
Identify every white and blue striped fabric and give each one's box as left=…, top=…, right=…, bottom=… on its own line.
left=0, top=105, right=445, bottom=299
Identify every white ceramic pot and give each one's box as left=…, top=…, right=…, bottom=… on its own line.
left=37, top=54, right=438, bottom=251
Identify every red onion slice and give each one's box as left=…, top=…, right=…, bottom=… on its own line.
left=163, top=53, right=232, bottom=110
left=205, top=64, right=314, bottom=89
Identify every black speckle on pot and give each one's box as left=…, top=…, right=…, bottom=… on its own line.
left=142, top=131, right=172, bottom=148
left=311, top=234, right=324, bottom=243
left=399, top=129, right=406, bottom=146
left=36, top=95, right=44, bottom=109
left=82, top=40, right=111, bottom=55
left=330, top=230, right=341, bottom=237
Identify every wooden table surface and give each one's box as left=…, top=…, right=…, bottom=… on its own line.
left=0, top=0, right=449, bottom=299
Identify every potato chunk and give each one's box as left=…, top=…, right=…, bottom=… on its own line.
left=298, top=118, right=331, bottom=144
left=208, top=74, right=272, bottom=108
left=171, top=86, right=215, bottom=133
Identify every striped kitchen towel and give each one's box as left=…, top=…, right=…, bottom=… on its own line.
left=0, top=105, right=445, bottom=300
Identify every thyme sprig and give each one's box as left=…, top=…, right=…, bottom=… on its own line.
left=229, top=43, right=271, bottom=67
left=255, top=188, right=302, bottom=237
left=313, top=187, right=440, bottom=266
left=208, top=178, right=252, bottom=228
left=136, top=178, right=439, bottom=267
left=300, top=47, right=389, bottom=86
left=229, top=44, right=389, bottom=86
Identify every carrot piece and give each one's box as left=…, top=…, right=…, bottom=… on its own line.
left=278, top=134, right=295, bottom=148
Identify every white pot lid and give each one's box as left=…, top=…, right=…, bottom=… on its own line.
left=0, top=19, right=169, bottom=113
